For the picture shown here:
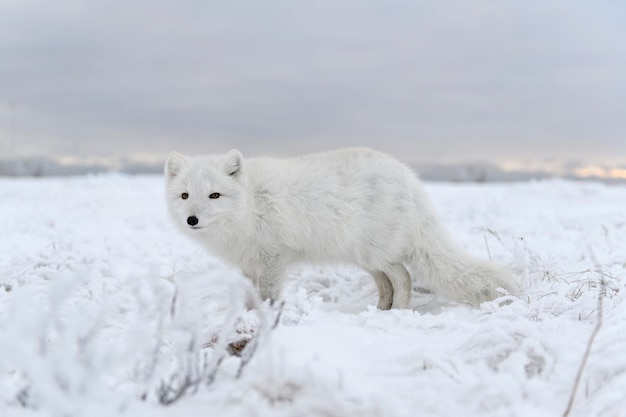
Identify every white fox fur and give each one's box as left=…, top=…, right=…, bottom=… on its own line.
left=164, top=148, right=517, bottom=309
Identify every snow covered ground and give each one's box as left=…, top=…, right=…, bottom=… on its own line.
left=1, top=175, right=624, bottom=417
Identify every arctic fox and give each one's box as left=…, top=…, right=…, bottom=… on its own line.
left=165, top=148, right=516, bottom=309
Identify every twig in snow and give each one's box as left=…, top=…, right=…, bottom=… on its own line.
left=483, top=234, right=492, bottom=262
left=169, top=287, right=178, bottom=318
left=562, top=250, right=606, bottom=417
left=157, top=280, right=282, bottom=405
left=157, top=345, right=208, bottom=406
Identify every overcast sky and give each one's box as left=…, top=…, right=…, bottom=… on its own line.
left=1, top=0, right=625, bottom=168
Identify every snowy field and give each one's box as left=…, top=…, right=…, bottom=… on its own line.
left=1, top=175, right=625, bottom=417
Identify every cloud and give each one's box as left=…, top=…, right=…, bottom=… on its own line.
left=1, top=0, right=625, bottom=164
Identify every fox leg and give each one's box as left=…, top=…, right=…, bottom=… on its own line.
left=256, top=259, right=286, bottom=304
left=368, top=270, right=394, bottom=310
left=385, top=263, right=411, bottom=309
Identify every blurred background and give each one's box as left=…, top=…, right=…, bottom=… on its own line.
left=1, top=0, right=625, bottom=180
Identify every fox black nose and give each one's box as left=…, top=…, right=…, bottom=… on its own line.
left=187, top=216, right=199, bottom=226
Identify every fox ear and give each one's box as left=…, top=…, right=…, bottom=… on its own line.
left=165, top=152, right=187, bottom=181
left=224, top=149, right=244, bottom=177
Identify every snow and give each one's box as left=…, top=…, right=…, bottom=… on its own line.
left=1, top=175, right=624, bottom=417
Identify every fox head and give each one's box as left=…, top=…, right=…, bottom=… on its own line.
left=164, top=150, right=248, bottom=235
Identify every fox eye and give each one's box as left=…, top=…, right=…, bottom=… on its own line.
left=209, top=192, right=220, bottom=199
left=181, top=192, right=189, bottom=199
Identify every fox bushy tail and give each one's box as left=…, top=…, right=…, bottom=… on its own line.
left=410, top=221, right=518, bottom=306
